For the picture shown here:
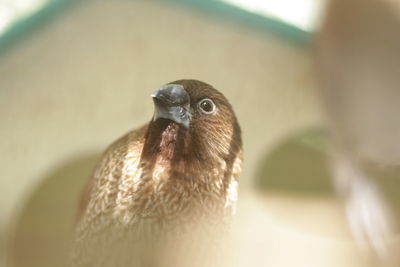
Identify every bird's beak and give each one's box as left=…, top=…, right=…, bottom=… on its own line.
left=151, top=84, right=191, bottom=128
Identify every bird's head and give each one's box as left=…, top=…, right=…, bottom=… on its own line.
left=147, top=79, right=241, bottom=165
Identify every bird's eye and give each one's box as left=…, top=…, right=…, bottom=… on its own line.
left=198, top=98, right=216, bottom=115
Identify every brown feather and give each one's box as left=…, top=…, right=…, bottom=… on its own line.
left=72, top=80, right=242, bottom=267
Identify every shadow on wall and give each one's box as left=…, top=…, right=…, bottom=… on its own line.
left=254, top=127, right=400, bottom=233
left=8, top=152, right=101, bottom=267
left=254, top=128, right=334, bottom=196
left=363, top=161, right=400, bottom=224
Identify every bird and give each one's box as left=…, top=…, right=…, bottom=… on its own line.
left=72, top=79, right=243, bottom=267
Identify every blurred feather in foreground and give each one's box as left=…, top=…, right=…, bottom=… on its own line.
left=317, top=0, right=400, bottom=264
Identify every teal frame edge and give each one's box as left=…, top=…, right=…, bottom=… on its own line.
left=0, top=0, right=76, bottom=55
left=0, top=0, right=311, bottom=55
left=169, top=0, right=311, bottom=45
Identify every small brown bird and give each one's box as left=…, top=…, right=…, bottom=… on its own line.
left=73, top=79, right=242, bottom=267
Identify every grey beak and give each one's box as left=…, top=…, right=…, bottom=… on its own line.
left=151, top=84, right=191, bottom=128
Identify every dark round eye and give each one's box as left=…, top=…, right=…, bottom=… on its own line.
left=198, top=98, right=216, bottom=114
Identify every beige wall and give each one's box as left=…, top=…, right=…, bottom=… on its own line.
left=0, top=0, right=336, bottom=266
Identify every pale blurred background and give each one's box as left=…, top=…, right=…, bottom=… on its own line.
left=0, top=0, right=399, bottom=267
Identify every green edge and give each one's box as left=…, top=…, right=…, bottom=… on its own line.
left=171, top=0, right=311, bottom=45
left=0, top=0, right=310, bottom=55
left=0, top=0, right=77, bottom=56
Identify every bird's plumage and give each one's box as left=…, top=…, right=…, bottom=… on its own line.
left=73, top=80, right=242, bottom=267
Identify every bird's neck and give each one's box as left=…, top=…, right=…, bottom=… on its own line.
left=141, top=119, right=218, bottom=171
left=140, top=118, right=226, bottom=190
left=141, top=119, right=187, bottom=162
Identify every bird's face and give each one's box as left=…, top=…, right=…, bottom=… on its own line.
left=151, top=79, right=241, bottom=161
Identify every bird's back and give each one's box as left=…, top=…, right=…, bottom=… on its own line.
left=73, top=126, right=148, bottom=266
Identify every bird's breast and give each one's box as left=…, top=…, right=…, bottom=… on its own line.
left=113, top=156, right=231, bottom=228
